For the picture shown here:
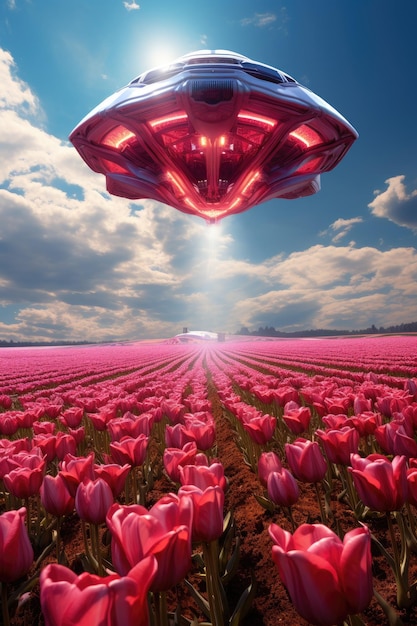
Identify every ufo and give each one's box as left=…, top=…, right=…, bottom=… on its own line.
left=69, top=50, right=358, bottom=222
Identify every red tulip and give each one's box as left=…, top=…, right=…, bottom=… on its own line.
left=242, top=413, right=276, bottom=445
left=183, top=420, right=216, bottom=451
left=178, top=484, right=224, bottom=543
left=41, top=474, right=75, bottom=517
left=75, top=478, right=114, bottom=524
left=165, top=423, right=196, bottom=449
left=269, top=522, right=373, bottom=625
left=179, top=462, right=227, bottom=491
left=267, top=468, right=299, bottom=507
left=55, top=432, right=77, bottom=460
left=40, top=557, right=157, bottom=626
left=282, top=405, right=311, bottom=435
left=406, top=467, right=417, bottom=508
left=374, top=420, right=417, bottom=457
left=0, top=507, right=34, bottom=583
left=59, top=453, right=95, bottom=497
left=163, top=441, right=198, bottom=483
left=315, top=426, right=359, bottom=465
left=32, top=433, right=58, bottom=463
left=349, top=453, right=408, bottom=512
left=3, top=455, right=46, bottom=499
left=109, top=434, right=149, bottom=467
left=285, top=438, right=327, bottom=483
left=106, top=495, right=192, bottom=591
left=94, top=463, right=131, bottom=498
left=60, top=407, right=84, bottom=428
left=257, top=451, right=282, bottom=488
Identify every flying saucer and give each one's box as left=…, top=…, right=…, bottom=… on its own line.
left=69, top=50, right=358, bottom=222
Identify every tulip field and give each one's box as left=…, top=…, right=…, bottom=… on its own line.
left=1, top=335, right=417, bottom=625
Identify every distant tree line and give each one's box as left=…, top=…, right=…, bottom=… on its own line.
left=236, top=321, right=417, bottom=338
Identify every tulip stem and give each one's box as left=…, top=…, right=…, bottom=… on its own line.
left=386, top=512, right=412, bottom=609
left=1, top=583, right=10, bottom=626
left=203, top=539, right=226, bottom=626
left=154, top=591, right=169, bottom=626
left=314, top=482, right=327, bottom=524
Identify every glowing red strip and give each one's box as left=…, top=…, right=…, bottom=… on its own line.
left=102, top=126, right=136, bottom=148
left=237, top=111, right=277, bottom=128
left=289, top=124, right=321, bottom=148
left=149, top=113, right=188, bottom=129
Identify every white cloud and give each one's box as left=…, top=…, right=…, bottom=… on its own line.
left=123, top=1, right=140, bottom=11
left=240, top=13, right=277, bottom=28
left=327, top=217, right=363, bottom=242
left=368, top=175, right=417, bottom=231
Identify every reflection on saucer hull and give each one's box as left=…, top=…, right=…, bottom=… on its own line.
left=69, top=50, right=358, bottom=222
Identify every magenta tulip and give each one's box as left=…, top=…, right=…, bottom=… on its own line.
left=0, top=507, right=34, bottom=583
left=3, top=454, right=46, bottom=499
left=242, top=413, right=276, bottom=445
left=282, top=405, right=311, bottom=435
left=285, top=439, right=327, bottom=483
left=59, top=453, right=95, bottom=497
left=94, top=463, right=131, bottom=498
left=40, top=557, right=157, bottom=626
left=163, top=441, right=198, bottom=483
left=349, top=453, right=408, bottom=512
left=258, top=451, right=282, bottom=488
left=269, top=522, right=373, bottom=625
left=109, top=434, right=149, bottom=467
left=165, top=423, right=196, bottom=449
left=267, top=468, right=299, bottom=508
left=179, top=462, right=227, bottom=491
left=106, top=495, right=192, bottom=592
left=41, top=473, right=75, bottom=517
left=178, top=484, right=224, bottom=543
left=316, top=426, right=359, bottom=465
left=55, top=432, right=77, bottom=460
left=75, top=478, right=114, bottom=524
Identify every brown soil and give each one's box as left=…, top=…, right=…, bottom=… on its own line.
left=7, top=384, right=417, bottom=626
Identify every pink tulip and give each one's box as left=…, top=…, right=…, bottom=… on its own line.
left=0, top=507, right=34, bottom=583
left=285, top=438, right=327, bottom=483
left=165, top=423, right=196, bottom=449
left=32, top=434, right=58, bottom=463
left=106, top=495, right=192, bottom=592
left=316, top=426, right=359, bottom=465
left=267, top=468, right=299, bottom=508
left=179, top=462, right=227, bottom=491
left=242, top=413, right=276, bottom=445
left=178, top=484, right=224, bottom=543
left=257, top=451, right=282, bottom=488
left=282, top=405, right=311, bottom=434
left=40, top=557, right=157, bottom=626
left=94, top=463, right=131, bottom=498
left=59, top=453, right=95, bottom=497
left=163, top=441, right=198, bottom=483
left=183, top=420, right=216, bottom=451
left=55, top=432, right=77, bottom=460
left=75, top=478, right=114, bottom=524
left=3, top=455, right=46, bottom=499
left=60, top=407, right=84, bottom=428
left=109, top=434, right=149, bottom=467
left=349, top=453, right=408, bottom=512
left=269, top=522, right=372, bottom=625
left=41, top=473, right=75, bottom=517
left=374, top=421, right=417, bottom=457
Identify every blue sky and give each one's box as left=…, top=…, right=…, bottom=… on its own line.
left=0, top=0, right=417, bottom=342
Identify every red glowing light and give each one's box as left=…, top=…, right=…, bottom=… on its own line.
left=289, top=124, right=322, bottom=148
